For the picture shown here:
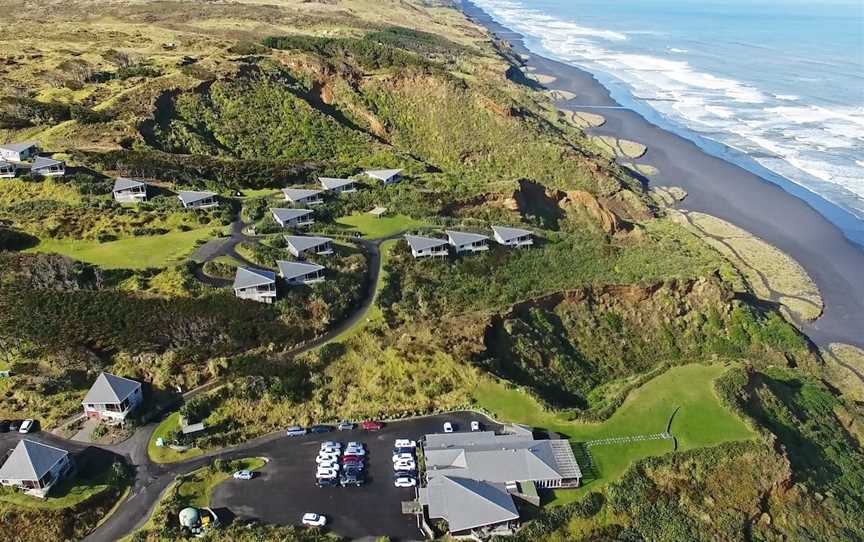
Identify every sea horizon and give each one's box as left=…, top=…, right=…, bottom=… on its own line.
left=470, top=0, right=864, bottom=247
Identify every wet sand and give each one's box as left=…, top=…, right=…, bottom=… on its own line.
left=462, top=1, right=864, bottom=349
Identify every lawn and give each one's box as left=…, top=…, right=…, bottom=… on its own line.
left=148, top=412, right=204, bottom=464
left=0, top=461, right=118, bottom=510
left=28, top=227, right=221, bottom=269
left=473, top=363, right=754, bottom=495
left=336, top=213, right=428, bottom=239
left=176, top=457, right=267, bottom=507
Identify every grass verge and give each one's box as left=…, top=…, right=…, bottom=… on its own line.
left=336, top=213, right=427, bottom=239
left=148, top=412, right=204, bottom=464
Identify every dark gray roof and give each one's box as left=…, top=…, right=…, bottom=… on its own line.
left=177, top=190, right=216, bottom=205
left=405, top=234, right=448, bottom=252
left=446, top=230, right=489, bottom=246
left=0, top=439, right=69, bottom=481
left=364, top=169, right=403, bottom=181
left=0, top=142, right=37, bottom=153
left=82, top=372, right=141, bottom=405
left=420, top=476, right=519, bottom=533
left=113, top=177, right=145, bottom=192
left=32, top=156, right=63, bottom=169
left=271, top=208, right=313, bottom=222
left=319, top=177, right=355, bottom=190
left=233, top=267, right=276, bottom=290
left=277, top=260, right=325, bottom=280
left=284, top=235, right=332, bottom=252
left=492, top=225, right=532, bottom=241
left=282, top=188, right=322, bottom=201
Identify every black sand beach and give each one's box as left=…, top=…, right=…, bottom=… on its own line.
left=462, top=1, right=864, bottom=349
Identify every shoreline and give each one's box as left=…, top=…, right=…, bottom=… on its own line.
left=461, top=0, right=864, bottom=349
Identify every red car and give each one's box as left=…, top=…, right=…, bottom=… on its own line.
left=360, top=420, right=384, bottom=431
left=342, top=455, right=365, bottom=464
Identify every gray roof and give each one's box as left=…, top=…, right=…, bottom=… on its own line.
left=284, top=235, right=332, bottom=252
left=233, top=267, right=276, bottom=290
left=420, top=476, right=519, bottom=533
left=282, top=188, right=322, bottom=201
left=113, top=177, right=145, bottom=192
left=492, top=225, right=532, bottom=242
left=365, top=169, right=403, bottom=181
left=177, top=190, right=216, bottom=205
left=32, top=156, right=63, bottom=169
left=0, top=142, right=37, bottom=153
left=277, top=260, right=325, bottom=281
left=271, top=208, right=313, bottom=223
left=446, top=230, right=489, bottom=246
left=0, top=439, right=69, bottom=482
left=82, top=372, right=141, bottom=405
left=181, top=422, right=206, bottom=435
left=319, top=177, right=355, bottom=190
left=405, top=234, right=448, bottom=252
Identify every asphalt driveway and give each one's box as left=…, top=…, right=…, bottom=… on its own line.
left=210, top=412, right=498, bottom=540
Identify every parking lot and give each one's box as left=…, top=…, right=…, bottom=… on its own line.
left=210, top=411, right=498, bottom=540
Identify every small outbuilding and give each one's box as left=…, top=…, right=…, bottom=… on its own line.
left=282, top=188, right=323, bottom=206
left=492, top=225, right=534, bottom=248
left=113, top=178, right=148, bottom=203
left=82, top=372, right=143, bottom=423
left=178, top=191, right=218, bottom=209
left=31, top=156, right=65, bottom=177
left=0, top=439, right=74, bottom=498
left=446, top=230, right=490, bottom=254
left=364, top=169, right=403, bottom=185
left=0, top=142, right=38, bottom=162
left=233, top=267, right=277, bottom=304
left=284, top=235, right=334, bottom=258
left=277, top=260, right=325, bottom=285
left=319, top=177, right=357, bottom=193
left=271, top=208, right=314, bottom=228
left=0, top=160, right=17, bottom=178
left=405, top=234, right=449, bottom=259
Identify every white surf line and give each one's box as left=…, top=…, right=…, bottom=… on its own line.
left=565, top=105, right=629, bottom=109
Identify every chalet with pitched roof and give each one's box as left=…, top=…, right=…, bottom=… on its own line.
left=319, top=177, right=357, bottom=193
left=364, top=169, right=403, bottom=185
left=284, top=235, right=334, bottom=258
left=405, top=234, right=449, bottom=258
left=113, top=178, right=147, bottom=203
left=0, top=440, right=74, bottom=498
left=82, top=372, right=143, bottom=422
left=0, top=142, right=38, bottom=162
left=492, top=225, right=533, bottom=248
left=282, top=188, right=323, bottom=206
left=277, top=260, right=325, bottom=285
left=178, top=191, right=218, bottom=209
left=233, top=267, right=277, bottom=304
left=271, top=208, right=314, bottom=228
left=446, top=230, right=490, bottom=254
left=31, top=156, right=65, bottom=177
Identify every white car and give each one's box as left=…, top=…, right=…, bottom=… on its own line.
left=443, top=422, right=454, bottom=433
left=394, top=460, right=416, bottom=471
left=18, top=419, right=35, bottom=434
left=317, top=459, right=339, bottom=470
left=394, top=477, right=417, bottom=488
left=316, top=453, right=340, bottom=464
left=470, top=421, right=481, bottom=432
left=320, top=441, right=341, bottom=449
left=343, top=447, right=366, bottom=457
left=232, top=470, right=255, bottom=480
left=395, top=439, right=417, bottom=448
left=301, top=512, right=327, bottom=527
left=316, top=468, right=338, bottom=479
left=392, top=453, right=414, bottom=463
left=347, top=441, right=364, bottom=449
left=319, top=446, right=341, bottom=454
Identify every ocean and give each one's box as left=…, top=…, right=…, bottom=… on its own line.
left=470, top=0, right=864, bottom=240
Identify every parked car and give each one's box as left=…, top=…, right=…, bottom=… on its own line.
left=393, top=446, right=415, bottom=455
left=394, top=460, right=416, bottom=471
left=360, top=420, right=384, bottom=431
left=316, top=454, right=340, bottom=465
left=233, top=470, right=255, bottom=480
left=18, top=419, right=35, bottom=434
left=319, top=445, right=341, bottom=454
left=8, top=420, right=22, bottom=432
left=316, top=467, right=339, bottom=479
left=443, top=421, right=454, bottom=433
left=343, top=447, right=365, bottom=457
left=394, top=469, right=416, bottom=478
left=395, top=439, right=417, bottom=448
left=392, top=453, right=414, bottom=463
left=317, top=477, right=339, bottom=487
left=471, top=421, right=482, bottom=432
left=310, top=425, right=334, bottom=434
left=342, top=454, right=364, bottom=463
left=286, top=426, right=307, bottom=436
left=337, top=421, right=355, bottom=431
left=394, top=477, right=417, bottom=488
left=320, top=441, right=341, bottom=449
left=340, top=470, right=364, bottom=487
left=343, top=460, right=364, bottom=470
left=301, top=513, right=327, bottom=527
left=0, top=420, right=10, bottom=433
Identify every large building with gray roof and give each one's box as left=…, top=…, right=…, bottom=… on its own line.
left=0, top=439, right=74, bottom=498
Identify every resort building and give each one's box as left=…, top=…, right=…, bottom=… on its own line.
left=419, top=431, right=582, bottom=538
left=284, top=235, right=334, bottom=258
left=282, top=188, right=323, bottom=206
left=232, top=267, right=277, bottom=304
left=178, top=191, right=219, bottom=209
left=271, top=208, right=314, bottom=228
left=446, top=230, right=490, bottom=254
left=0, top=439, right=74, bottom=498
left=82, top=372, right=143, bottom=423
left=31, top=156, right=65, bottom=177
left=112, top=178, right=148, bottom=203
left=277, top=260, right=325, bottom=285
left=405, top=234, right=449, bottom=259
left=319, top=177, right=357, bottom=194
left=0, top=142, right=38, bottom=162
left=491, top=225, right=534, bottom=248
left=0, top=161, right=17, bottom=178
left=364, top=169, right=403, bottom=185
